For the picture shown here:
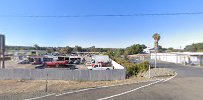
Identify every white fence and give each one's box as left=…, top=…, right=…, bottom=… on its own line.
left=0, top=69, right=126, bottom=81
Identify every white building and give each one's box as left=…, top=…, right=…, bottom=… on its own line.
left=151, top=52, right=203, bottom=66
left=143, top=47, right=155, bottom=54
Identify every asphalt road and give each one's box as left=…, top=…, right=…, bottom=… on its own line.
left=38, top=62, right=203, bottom=100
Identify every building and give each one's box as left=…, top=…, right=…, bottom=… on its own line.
left=151, top=52, right=203, bottom=66
left=143, top=47, right=155, bottom=54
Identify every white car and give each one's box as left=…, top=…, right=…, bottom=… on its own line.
left=87, top=64, right=114, bottom=70
left=17, top=60, right=30, bottom=64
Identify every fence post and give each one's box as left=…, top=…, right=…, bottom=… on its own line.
left=45, top=73, right=48, bottom=92
left=199, top=55, right=201, bottom=67
left=155, top=53, right=157, bottom=68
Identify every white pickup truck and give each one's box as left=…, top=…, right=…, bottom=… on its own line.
left=87, top=64, right=114, bottom=70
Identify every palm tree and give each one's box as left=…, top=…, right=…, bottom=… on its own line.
left=152, top=33, right=161, bottom=51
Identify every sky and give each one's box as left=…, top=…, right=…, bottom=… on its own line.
left=0, top=0, right=203, bottom=49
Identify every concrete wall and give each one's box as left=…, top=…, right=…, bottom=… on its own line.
left=0, top=69, right=126, bottom=81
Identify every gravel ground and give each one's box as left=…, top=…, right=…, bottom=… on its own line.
left=5, top=60, right=36, bottom=69
left=139, top=68, right=176, bottom=78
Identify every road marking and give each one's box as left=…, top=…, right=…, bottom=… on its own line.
left=25, top=74, right=177, bottom=100
left=163, top=72, right=178, bottom=82
left=55, top=88, right=96, bottom=96
left=97, top=79, right=164, bottom=100
left=55, top=80, right=157, bottom=97
left=97, top=73, right=178, bottom=100
left=24, top=93, right=56, bottom=100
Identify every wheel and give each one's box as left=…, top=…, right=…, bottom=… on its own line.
left=56, top=64, right=59, bottom=68
left=106, top=68, right=110, bottom=70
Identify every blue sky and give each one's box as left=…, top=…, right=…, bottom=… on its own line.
left=0, top=0, right=203, bottom=48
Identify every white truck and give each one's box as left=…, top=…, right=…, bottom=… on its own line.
left=87, top=63, right=114, bottom=70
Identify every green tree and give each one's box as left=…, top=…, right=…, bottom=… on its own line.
left=152, top=33, right=161, bottom=52
left=34, top=44, right=40, bottom=50
left=114, top=49, right=124, bottom=57
left=125, top=44, right=146, bottom=55
left=168, top=47, right=174, bottom=52
left=72, top=46, right=82, bottom=52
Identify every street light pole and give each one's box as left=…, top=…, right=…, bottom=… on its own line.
left=155, top=51, right=157, bottom=68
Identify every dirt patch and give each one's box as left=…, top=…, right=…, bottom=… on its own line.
left=0, top=77, right=148, bottom=95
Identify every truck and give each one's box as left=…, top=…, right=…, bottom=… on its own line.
left=87, top=63, right=114, bottom=70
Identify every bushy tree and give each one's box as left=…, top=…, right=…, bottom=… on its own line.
left=184, top=43, right=203, bottom=52
left=34, top=44, right=40, bottom=50
left=125, top=44, right=146, bottom=55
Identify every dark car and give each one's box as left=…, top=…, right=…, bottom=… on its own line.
left=35, top=63, right=47, bottom=69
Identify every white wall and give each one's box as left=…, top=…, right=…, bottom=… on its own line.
left=151, top=53, right=190, bottom=64
left=112, top=60, right=125, bottom=69
left=151, top=52, right=203, bottom=65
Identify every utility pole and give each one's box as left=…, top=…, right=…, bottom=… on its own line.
left=155, top=50, right=157, bottom=68
left=0, top=34, right=5, bottom=69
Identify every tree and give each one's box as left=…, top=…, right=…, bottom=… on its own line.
left=59, top=47, right=68, bottom=54
left=168, top=47, right=174, bottom=52
left=34, top=44, right=40, bottom=50
left=125, top=44, right=146, bottom=55
left=66, top=46, right=73, bottom=53
left=114, top=49, right=125, bottom=57
left=184, top=43, right=203, bottom=52
left=152, top=33, right=161, bottom=52
left=72, top=46, right=82, bottom=52
left=90, top=46, right=96, bottom=52
left=46, top=48, right=55, bottom=53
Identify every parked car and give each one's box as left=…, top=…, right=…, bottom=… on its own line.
left=46, top=60, right=69, bottom=67
left=85, top=62, right=92, bottom=66
left=87, top=63, right=114, bottom=70
left=73, top=59, right=80, bottom=64
left=17, top=60, right=30, bottom=64
left=35, top=62, right=47, bottom=69
left=32, top=61, right=43, bottom=65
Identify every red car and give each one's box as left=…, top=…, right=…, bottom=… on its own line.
left=46, top=60, right=69, bottom=68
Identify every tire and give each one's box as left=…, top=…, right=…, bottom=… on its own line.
left=56, top=64, right=59, bottom=68
left=106, top=68, right=110, bottom=70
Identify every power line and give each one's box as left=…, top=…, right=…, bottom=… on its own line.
left=1, top=12, right=203, bottom=18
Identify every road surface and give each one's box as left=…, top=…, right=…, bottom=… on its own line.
left=37, top=62, right=203, bottom=100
